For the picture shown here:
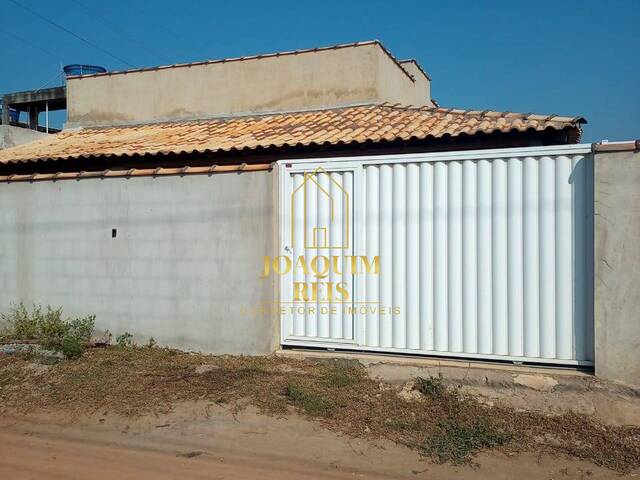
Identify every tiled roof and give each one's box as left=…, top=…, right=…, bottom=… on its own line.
left=0, top=104, right=585, bottom=164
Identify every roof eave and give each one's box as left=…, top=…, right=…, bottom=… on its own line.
left=0, top=125, right=584, bottom=166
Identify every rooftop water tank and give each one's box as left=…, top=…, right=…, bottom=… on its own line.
left=63, top=64, right=107, bottom=77
left=0, top=107, right=20, bottom=123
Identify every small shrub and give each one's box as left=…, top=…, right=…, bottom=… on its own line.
left=68, top=315, right=96, bottom=343
left=422, top=418, right=511, bottom=464
left=0, top=302, right=37, bottom=339
left=146, top=336, right=156, bottom=348
left=415, top=375, right=446, bottom=398
left=62, top=335, right=84, bottom=359
left=285, top=383, right=333, bottom=415
left=36, top=306, right=67, bottom=350
left=116, top=332, right=134, bottom=347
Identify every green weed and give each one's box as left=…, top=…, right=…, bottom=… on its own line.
left=422, top=418, right=512, bottom=464
left=285, top=383, right=333, bottom=415
left=0, top=303, right=95, bottom=352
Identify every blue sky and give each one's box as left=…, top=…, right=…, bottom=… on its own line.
left=1, top=0, right=638, bottom=141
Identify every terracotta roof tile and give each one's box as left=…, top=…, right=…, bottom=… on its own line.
left=0, top=103, right=585, bottom=164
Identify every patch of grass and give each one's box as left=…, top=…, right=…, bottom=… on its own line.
left=540, top=411, right=640, bottom=472
left=285, top=383, right=333, bottom=415
left=0, top=303, right=95, bottom=351
left=238, top=357, right=269, bottom=374
left=422, top=418, right=512, bottom=465
left=387, top=417, right=428, bottom=432
left=321, top=362, right=359, bottom=388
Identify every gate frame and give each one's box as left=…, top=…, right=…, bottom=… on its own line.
left=279, top=162, right=364, bottom=346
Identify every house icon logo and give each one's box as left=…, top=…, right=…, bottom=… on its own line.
left=291, top=167, right=349, bottom=250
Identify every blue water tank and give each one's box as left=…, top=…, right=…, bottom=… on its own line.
left=63, top=64, right=107, bottom=77
left=0, top=107, right=20, bottom=123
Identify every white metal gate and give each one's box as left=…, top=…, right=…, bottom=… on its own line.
left=280, top=145, right=594, bottom=365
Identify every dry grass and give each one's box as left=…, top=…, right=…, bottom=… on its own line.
left=0, top=347, right=638, bottom=472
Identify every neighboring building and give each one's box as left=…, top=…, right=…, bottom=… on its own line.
left=0, top=125, right=48, bottom=150
left=0, top=86, right=65, bottom=149
left=0, top=41, right=637, bottom=387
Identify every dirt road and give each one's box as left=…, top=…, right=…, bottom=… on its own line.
left=0, top=402, right=620, bottom=480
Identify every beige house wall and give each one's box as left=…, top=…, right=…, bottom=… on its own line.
left=67, top=43, right=432, bottom=128
left=396, top=60, right=431, bottom=106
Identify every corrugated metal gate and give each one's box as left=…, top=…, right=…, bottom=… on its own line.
left=279, top=146, right=594, bottom=365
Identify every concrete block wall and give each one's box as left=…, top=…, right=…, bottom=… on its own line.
left=0, top=169, right=279, bottom=354
left=594, top=149, right=640, bottom=388
left=1, top=146, right=638, bottom=385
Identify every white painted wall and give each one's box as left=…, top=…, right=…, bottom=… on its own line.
left=0, top=170, right=278, bottom=354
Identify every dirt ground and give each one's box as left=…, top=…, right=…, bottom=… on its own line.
left=0, top=403, right=622, bottom=480
left=1, top=347, right=638, bottom=479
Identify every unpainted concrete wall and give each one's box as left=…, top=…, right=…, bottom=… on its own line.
left=0, top=170, right=279, bottom=354
left=594, top=150, right=640, bottom=388
left=0, top=125, right=48, bottom=149
left=66, top=43, right=431, bottom=127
